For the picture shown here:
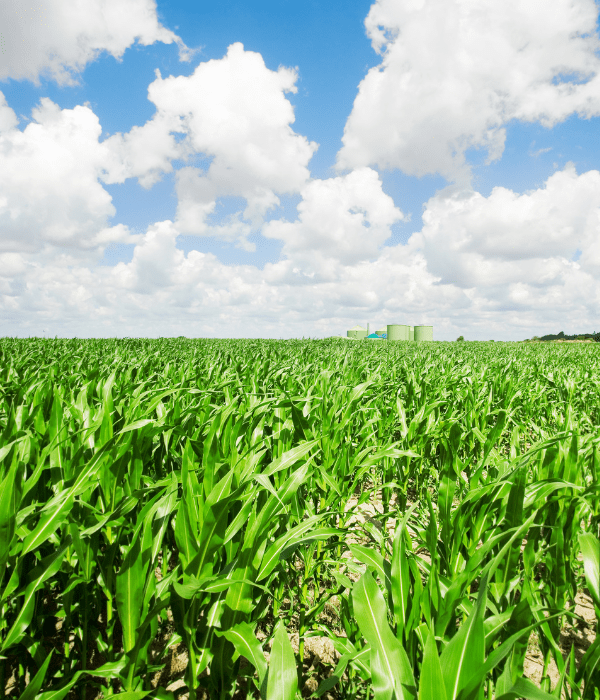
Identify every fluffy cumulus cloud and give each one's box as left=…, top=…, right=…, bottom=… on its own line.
left=262, top=167, right=404, bottom=282
left=419, top=163, right=600, bottom=287
left=4, top=162, right=600, bottom=340
left=0, top=35, right=315, bottom=261
left=337, top=0, right=600, bottom=185
left=0, top=94, right=145, bottom=264
left=0, top=0, right=202, bottom=265
left=0, top=0, right=198, bottom=88
left=150, top=42, right=318, bottom=249
left=405, top=162, right=600, bottom=335
left=2, top=0, right=600, bottom=340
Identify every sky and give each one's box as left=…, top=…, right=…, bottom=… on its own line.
left=2, top=1, right=600, bottom=341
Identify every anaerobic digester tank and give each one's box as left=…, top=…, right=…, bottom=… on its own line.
left=347, top=325, right=367, bottom=339
left=387, top=324, right=409, bottom=341
left=414, top=325, right=433, bottom=341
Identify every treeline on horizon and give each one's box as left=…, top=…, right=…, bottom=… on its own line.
left=527, top=330, right=600, bottom=341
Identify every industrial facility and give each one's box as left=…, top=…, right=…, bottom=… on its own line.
left=346, top=324, right=433, bottom=341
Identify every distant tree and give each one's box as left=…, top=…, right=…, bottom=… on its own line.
left=456, top=335, right=465, bottom=342
left=558, top=331, right=565, bottom=338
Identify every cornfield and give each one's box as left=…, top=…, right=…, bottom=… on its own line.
left=1, top=336, right=600, bottom=700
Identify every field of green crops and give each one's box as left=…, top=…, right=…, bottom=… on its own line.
left=2, top=337, right=600, bottom=700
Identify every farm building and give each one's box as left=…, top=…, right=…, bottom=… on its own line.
left=347, top=325, right=368, bottom=340
left=347, top=323, right=433, bottom=341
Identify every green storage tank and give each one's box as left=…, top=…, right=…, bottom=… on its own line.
left=387, top=324, right=409, bottom=341
left=409, top=326, right=414, bottom=341
left=347, top=325, right=367, bottom=340
left=414, top=325, right=433, bottom=341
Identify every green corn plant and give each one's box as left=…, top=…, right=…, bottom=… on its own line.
left=1, top=337, right=600, bottom=700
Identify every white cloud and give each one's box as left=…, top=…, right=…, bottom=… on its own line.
left=2, top=0, right=600, bottom=341
left=0, top=39, right=316, bottom=261
left=418, top=162, right=600, bottom=287
left=529, top=142, right=553, bottom=158
left=156, top=42, right=318, bottom=239
left=399, top=162, right=600, bottom=334
left=0, top=0, right=198, bottom=264
left=0, top=96, right=145, bottom=263
left=5, top=157, right=600, bottom=339
left=262, top=167, right=405, bottom=281
left=97, top=41, right=318, bottom=250
left=0, top=0, right=199, bottom=89
left=337, top=0, right=600, bottom=185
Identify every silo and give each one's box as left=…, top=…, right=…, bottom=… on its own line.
left=387, top=324, right=409, bottom=341
left=414, top=325, right=433, bottom=341
left=409, top=326, right=414, bottom=341
left=376, top=326, right=387, bottom=337
left=347, top=325, right=367, bottom=340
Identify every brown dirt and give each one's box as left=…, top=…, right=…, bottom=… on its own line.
left=523, top=590, right=597, bottom=696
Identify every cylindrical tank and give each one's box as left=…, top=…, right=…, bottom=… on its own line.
left=387, top=324, right=409, bottom=341
left=414, top=325, right=433, bottom=341
left=409, top=326, right=414, bottom=341
left=347, top=326, right=368, bottom=340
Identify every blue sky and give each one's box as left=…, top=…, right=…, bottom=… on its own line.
left=2, top=0, right=600, bottom=340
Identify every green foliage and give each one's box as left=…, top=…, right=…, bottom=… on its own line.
left=538, top=331, right=600, bottom=341
left=0, top=337, right=599, bottom=699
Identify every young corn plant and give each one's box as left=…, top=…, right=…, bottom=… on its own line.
left=1, top=337, right=600, bottom=699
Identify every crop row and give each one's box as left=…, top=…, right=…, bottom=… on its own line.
left=1, top=338, right=600, bottom=699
